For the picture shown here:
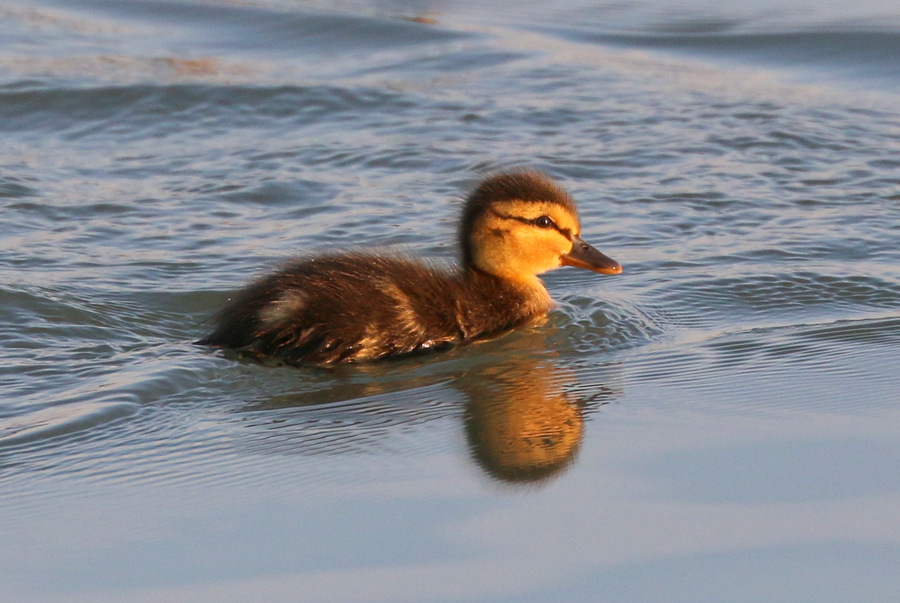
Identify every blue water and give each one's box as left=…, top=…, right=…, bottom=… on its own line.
left=2, top=0, right=900, bottom=601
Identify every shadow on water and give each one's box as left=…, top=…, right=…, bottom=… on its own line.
left=239, top=329, right=622, bottom=487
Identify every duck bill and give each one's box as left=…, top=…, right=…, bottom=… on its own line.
left=561, top=236, right=622, bottom=275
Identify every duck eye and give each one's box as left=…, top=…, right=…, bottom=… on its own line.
left=534, top=215, right=554, bottom=229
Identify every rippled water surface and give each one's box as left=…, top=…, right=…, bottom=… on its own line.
left=2, top=0, right=900, bottom=601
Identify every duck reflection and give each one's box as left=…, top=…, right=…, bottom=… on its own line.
left=242, top=332, right=620, bottom=486
left=460, top=356, right=585, bottom=484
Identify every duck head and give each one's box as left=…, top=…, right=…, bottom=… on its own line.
left=460, top=171, right=622, bottom=284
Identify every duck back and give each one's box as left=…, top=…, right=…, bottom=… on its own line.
left=198, top=253, right=549, bottom=365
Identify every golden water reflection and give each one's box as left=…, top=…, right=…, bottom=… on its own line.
left=461, top=357, right=587, bottom=484
left=246, top=336, right=621, bottom=486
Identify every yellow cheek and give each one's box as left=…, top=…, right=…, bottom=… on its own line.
left=469, top=210, right=578, bottom=279
left=518, top=230, right=571, bottom=273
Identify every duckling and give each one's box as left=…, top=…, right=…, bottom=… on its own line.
left=197, top=170, right=622, bottom=365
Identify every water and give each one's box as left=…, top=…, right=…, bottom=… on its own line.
left=2, top=0, right=900, bottom=600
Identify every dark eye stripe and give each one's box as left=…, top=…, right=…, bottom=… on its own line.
left=489, top=208, right=573, bottom=241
